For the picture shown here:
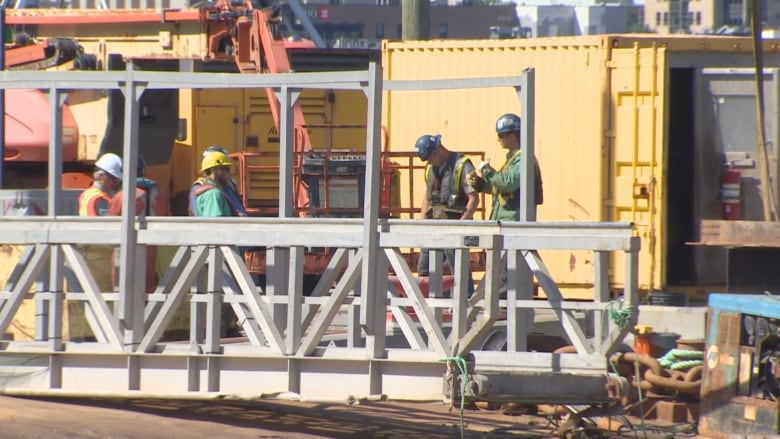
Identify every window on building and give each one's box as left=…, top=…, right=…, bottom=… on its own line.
left=696, top=11, right=701, bottom=25
left=439, top=23, right=448, bottom=38
left=656, top=11, right=661, bottom=25
left=663, top=12, right=669, bottom=25
left=724, top=0, right=744, bottom=25
left=376, top=22, right=385, bottom=39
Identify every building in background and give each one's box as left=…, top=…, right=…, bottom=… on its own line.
left=644, top=0, right=780, bottom=35
left=297, top=4, right=520, bottom=48
left=514, top=2, right=643, bottom=37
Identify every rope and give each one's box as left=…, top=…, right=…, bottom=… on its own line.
left=607, top=299, right=637, bottom=332
left=439, top=355, right=469, bottom=439
left=658, top=349, right=704, bottom=370
left=669, top=360, right=704, bottom=371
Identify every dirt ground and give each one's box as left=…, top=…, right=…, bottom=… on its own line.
left=0, top=394, right=562, bottom=439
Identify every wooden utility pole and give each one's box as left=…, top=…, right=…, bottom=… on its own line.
left=750, top=0, right=779, bottom=220
left=402, top=0, right=430, bottom=40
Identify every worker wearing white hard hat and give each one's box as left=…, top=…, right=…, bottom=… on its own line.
left=72, top=152, right=123, bottom=341
left=79, top=152, right=123, bottom=216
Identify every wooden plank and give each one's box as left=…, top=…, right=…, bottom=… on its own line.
left=697, top=220, right=780, bottom=247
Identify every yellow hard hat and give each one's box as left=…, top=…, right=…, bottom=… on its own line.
left=200, top=150, right=231, bottom=173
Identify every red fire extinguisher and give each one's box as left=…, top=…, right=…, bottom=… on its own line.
left=721, top=164, right=742, bottom=220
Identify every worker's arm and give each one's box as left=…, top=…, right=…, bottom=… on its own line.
left=460, top=161, right=479, bottom=220
left=420, top=193, right=430, bottom=219
left=483, top=152, right=521, bottom=193
left=461, top=192, right=479, bottom=220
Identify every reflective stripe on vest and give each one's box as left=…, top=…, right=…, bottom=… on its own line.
left=78, top=186, right=111, bottom=216
left=425, top=153, right=470, bottom=212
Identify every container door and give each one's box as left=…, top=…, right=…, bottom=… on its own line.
left=699, top=68, right=780, bottom=222
left=608, top=46, right=667, bottom=291
left=694, top=68, right=780, bottom=291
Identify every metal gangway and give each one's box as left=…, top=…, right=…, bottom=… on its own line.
left=0, top=65, right=639, bottom=402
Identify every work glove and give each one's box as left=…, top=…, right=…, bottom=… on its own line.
left=467, top=172, right=485, bottom=191
left=478, top=159, right=493, bottom=176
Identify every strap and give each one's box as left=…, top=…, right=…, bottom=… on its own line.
left=194, top=182, right=216, bottom=197
left=453, top=155, right=469, bottom=192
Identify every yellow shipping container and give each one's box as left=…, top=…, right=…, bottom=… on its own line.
left=383, top=35, right=780, bottom=299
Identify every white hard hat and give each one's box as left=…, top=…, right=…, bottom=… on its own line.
left=95, top=153, right=123, bottom=180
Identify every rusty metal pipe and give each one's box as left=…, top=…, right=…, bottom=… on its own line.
left=611, top=351, right=665, bottom=378
left=644, top=368, right=700, bottom=394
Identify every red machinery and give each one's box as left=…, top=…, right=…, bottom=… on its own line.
left=3, top=38, right=84, bottom=163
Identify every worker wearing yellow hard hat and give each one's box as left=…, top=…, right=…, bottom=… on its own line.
left=191, top=148, right=243, bottom=217
left=188, top=146, right=247, bottom=217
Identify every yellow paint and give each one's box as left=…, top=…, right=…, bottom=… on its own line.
left=382, top=36, right=669, bottom=298
left=11, top=9, right=369, bottom=206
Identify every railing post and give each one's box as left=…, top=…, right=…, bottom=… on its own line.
left=360, top=62, right=384, bottom=359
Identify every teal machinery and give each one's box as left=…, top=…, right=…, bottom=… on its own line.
left=699, top=294, right=780, bottom=438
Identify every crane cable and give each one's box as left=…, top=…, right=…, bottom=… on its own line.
left=751, top=2, right=780, bottom=221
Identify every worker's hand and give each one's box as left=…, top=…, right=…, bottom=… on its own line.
left=467, top=172, right=485, bottom=191
left=478, top=159, right=492, bottom=175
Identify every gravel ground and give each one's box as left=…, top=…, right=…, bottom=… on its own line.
left=0, top=394, right=560, bottom=439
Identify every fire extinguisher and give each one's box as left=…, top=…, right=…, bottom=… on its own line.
left=721, top=164, right=742, bottom=220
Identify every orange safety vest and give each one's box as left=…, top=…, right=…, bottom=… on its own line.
left=78, top=186, right=112, bottom=216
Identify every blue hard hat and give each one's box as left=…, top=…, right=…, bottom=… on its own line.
left=414, top=134, right=441, bottom=161
left=496, top=113, right=521, bottom=135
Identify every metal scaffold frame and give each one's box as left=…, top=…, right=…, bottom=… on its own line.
left=0, top=65, right=639, bottom=401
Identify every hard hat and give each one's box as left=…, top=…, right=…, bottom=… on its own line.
left=137, top=155, right=147, bottom=177
left=495, top=113, right=521, bottom=135
left=414, top=134, right=441, bottom=161
left=203, top=145, right=229, bottom=159
left=200, top=150, right=231, bottom=173
left=95, top=152, right=123, bottom=180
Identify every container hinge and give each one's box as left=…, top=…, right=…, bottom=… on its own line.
left=604, top=130, right=616, bottom=138
left=605, top=60, right=618, bottom=69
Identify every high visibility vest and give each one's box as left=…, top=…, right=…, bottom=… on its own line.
left=78, top=186, right=112, bottom=217
left=424, top=153, right=471, bottom=214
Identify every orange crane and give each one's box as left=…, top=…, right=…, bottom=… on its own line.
left=206, top=1, right=317, bottom=217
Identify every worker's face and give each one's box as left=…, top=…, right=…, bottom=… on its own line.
left=498, top=131, right=519, bottom=150
left=425, top=146, right=445, bottom=166
left=213, top=166, right=233, bottom=187
left=101, top=173, right=122, bottom=193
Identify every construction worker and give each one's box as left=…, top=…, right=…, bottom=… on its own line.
left=192, top=149, right=243, bottom=217
left=109, top=155, right=171, bottom=218
left=108, top=155, right=171, bottom=293
left=192, top=149, right=246, bottom=337
left=72, top=152, right=123, bottom=340
left=189, top=146, right=247, bottom=216
left=467, top=113, right=543, bottom=221
left=415, top=134, right=478, bottom=296
left=78, top=152, right=123, bottom=216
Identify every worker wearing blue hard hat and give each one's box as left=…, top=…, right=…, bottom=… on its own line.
left=414, top=133, right=478, bottom=296
left=467, top=113, right=543, bottom=221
